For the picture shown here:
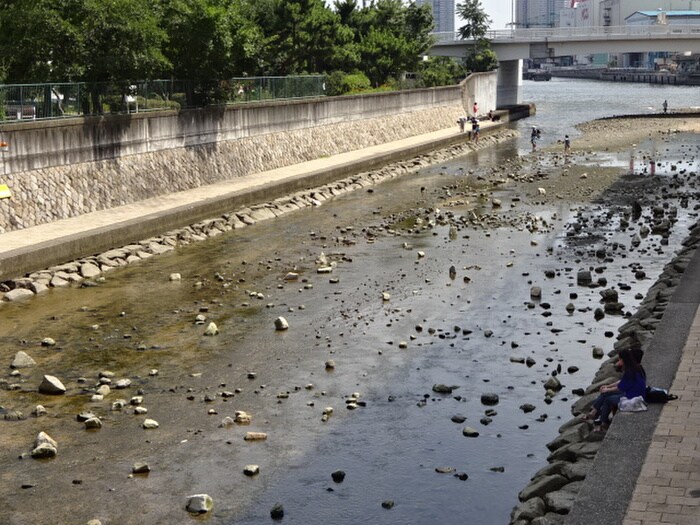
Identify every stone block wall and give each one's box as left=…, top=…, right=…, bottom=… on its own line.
left=0, top=88, right=465, bottom=233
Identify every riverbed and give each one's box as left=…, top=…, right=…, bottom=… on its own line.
left=1, top=79, right=699, bottom=525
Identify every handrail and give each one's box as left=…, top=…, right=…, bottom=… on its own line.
left=432, top=24, right=700, bottom=44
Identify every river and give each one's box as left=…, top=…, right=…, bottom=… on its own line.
left=1, top=78, right=699, bottom=525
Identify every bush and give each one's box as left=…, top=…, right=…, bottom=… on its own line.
left=325, top=71, right=371, bottom=96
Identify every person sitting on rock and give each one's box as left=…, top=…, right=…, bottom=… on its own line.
left=583, top=348, right=647, bottom=432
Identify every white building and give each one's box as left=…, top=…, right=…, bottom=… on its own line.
left=416, top=0, right=455, bottom=33
left=601, top=0, right=700, bottom=26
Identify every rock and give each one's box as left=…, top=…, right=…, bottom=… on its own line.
left=382, top=292, right=391, bottom=301
left=548, top=441, right=601, bottom=462
left=531, top=514, right=566, bottom=525
left=481, top=393, right=499, bottom=405
left=331, top=470, right=346, bottom=483
left=33, top=405, right=47, bottom=417
left=76, top=411, right=96, bottom=422
left=244, top=432, right=267, bottom=441
left=31, top=432, right=58, bottom=458
left=132, top=462, right=150, bottom=474
left=382, top=500, right=395, bottom=509
left=543, top=483, right=581, bottom=514
left=186, top=494, right=213, bottom=514
left=462, top=427, right=480, bottom=437
left=511, top=497, right=546, bottom=522
left=325, top=360, right=336, bottom=370
left=84, top=417, right=102, bottom=430
left=592, top=347, right=605, bottom=358
left=576, top=270, right=592, bottom=286
left=204, top=322, right=219, bottom=336
left=274, top=317, right=289, bottom=330
left=451, top=415, right=467, bottom=423
left=270, top=503, right=284, bottom=520
left=4, top=288, right=35, bottom=302
left=96, top=384, right=111, bottom=396
left=142, top=419, right=159, bottom=429
left=38, top=375, right=66, bottom=395
left=243, top=464, right=260, bottom=476
left=543, top=376, right=562, bottom=391
left=234, top=411, right=252, bottom=424
left=435, top=466, right=456, bottom=474
left=530, top=286, right=542, bottom=299
left=220, top=416, right=234, bottom=428
left=115, top=379, right=131, bottom=389
left=41, top=337, right=56, bottom=347
left=50, top=275, right=70, bottom=288
left=169, top=273, right=182, bottom=281
left=11, top=351, right=36, bottom=369
left=80, top=263, right=102, bottom=279
left=433, top=384, right=457, bottom=394
left=31, top=443, right=58, bottom=459
left=520, top=403, right=536, bottom=413
left=518, top=474, right=568, bottom=501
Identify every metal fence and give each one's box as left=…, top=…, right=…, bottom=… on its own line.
left=0, top=76, right=327, bottom=122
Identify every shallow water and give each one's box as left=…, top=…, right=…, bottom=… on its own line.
left=1, top=80, right=699, bottom=525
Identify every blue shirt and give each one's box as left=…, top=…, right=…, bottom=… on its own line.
left=619, top=370, right=646, bottom=399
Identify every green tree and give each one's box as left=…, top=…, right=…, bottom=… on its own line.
left=0, top=0, right=84, bottom=82
left=252, top=0, right=354, bottom=75
left=353, top=0, right=434, bottom=86
left=456, top=0, right=498, bottom=72
left=161, top=0, right=263, bottom=101
left=456, top=0, right=490, bottom=40
left=418, top=57, right=467, bottom=87
left=78, top=0, right=169, bottom=83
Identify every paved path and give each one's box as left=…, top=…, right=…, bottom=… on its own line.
left=622, top=309, right=700, bottom=525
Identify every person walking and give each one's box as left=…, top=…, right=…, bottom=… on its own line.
left=662, top=100, right=668, bottom=114
left=530, top=126, right=538, bottom=151
left=564, top=135, right=570, bottom=154
left=472, top=101, right=478, bottom=116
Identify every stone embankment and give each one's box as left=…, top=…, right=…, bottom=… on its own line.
left=0, top=105, right=464, bottom=234
left=509, top=221, right=700, bottom=525
left=0, top=129, right=517, bottom=301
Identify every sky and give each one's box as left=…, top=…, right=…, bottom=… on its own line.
left=479, top=0, right=513, bottom=30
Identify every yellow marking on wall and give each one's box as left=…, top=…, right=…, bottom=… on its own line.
left=0, top=184, right=11, bottom=199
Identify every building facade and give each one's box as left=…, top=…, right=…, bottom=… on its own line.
left=417, top=0, right=455, bottom=33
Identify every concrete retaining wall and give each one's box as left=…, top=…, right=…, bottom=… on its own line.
left=460, top=72, right=498, bottom=117
left=0, top=87, right=464, bottom=233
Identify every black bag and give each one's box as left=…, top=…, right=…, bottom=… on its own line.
left=645, top=386, right=678, bottom=403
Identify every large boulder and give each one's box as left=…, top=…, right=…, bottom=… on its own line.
left=518, top=474, right=569, bottom=502
left=186, top=494, right=213, bottom=514
left=4, top=288, right=35, bottom=302
left=38, top=375, right=66, bottom=395
left=511, top=497, right=546, bottom=522
left=11, top=351, right=36, bottom=369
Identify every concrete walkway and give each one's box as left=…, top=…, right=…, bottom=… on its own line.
left=0, top=121, right=502, bottom=281
left=566, top=239, right=700, bottom=524
left=622, top=311, right=700, bottom=525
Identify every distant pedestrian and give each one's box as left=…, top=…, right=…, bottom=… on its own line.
left=473, top=101, right=478, bottom=116
left=474, top=121, right=480, bottom=143
left=531, top=126, right=539, bottom=151
left=662, top=100, right=668, bottom=114
left=457, top=115, right=468, bottom=133
left=564, top=135, right=570, bottom=154
left=471, top=117, right=478, bottom=141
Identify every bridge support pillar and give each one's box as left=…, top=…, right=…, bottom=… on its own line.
left=497, top=60, right=522, bottom=107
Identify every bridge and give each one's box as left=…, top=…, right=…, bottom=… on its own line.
left=431, top=25, right=700, bottom=106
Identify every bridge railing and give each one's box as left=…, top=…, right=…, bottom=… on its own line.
left=433, top=24, right=700, bottom=44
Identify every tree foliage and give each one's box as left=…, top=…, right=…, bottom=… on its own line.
left=0, top=0, right=449, bottom=93
left=456, top=0, right=498, bottom=72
